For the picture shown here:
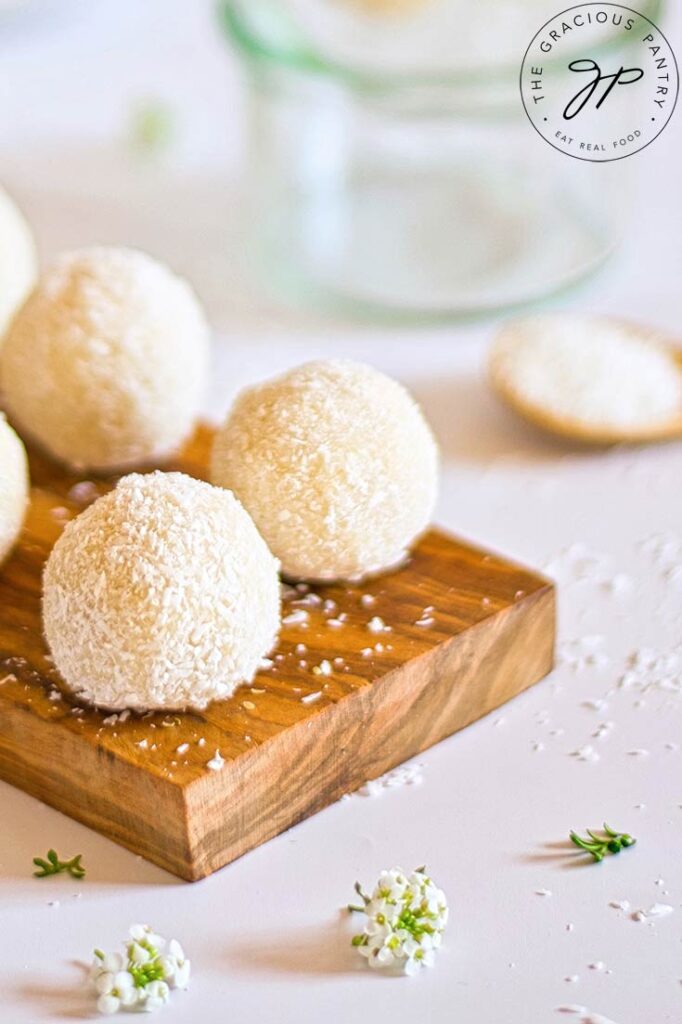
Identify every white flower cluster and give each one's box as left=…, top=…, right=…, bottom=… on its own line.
left=351, top=867, right=448, bottom=975
left=89, top=924, right=190, bottom=1015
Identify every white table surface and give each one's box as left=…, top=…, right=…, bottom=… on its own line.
left=1, top=2, right=681, bottom=1021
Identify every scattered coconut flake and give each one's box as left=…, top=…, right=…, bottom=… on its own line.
left=312, top=660, right=332, bottom=677
left=326, top=618, right=344, bottom=628
left=282, top=609, right=309, bottom=627
left=360, top=594, right=376, bottom=607
left=295, top=643, right=307, bottom=655
left=592, top=721, right=614, bottom=740
left=207, top=750, right=224, bottom=771
left=559, top=636, right=609, bottom=672
left=301, top=691, right=322, bottom=705
left=535, top=888, right=552, bottom=897
left=571, top=745, right=600, bottom=762
left=627, top=748, right=649, bottom=757
left=645, top=902, right=674, bottom=918
left=242, top=700, right=256, bottom=711
left=136, top=739, right=148, bottom=750
left=588, top=961, right=605, bottom=972
left=582, top=698, right=608, bottom=711
left=68, top=480, right=99, bottom=503
left=176, top=743, right=189, bottom=755
left=358, top=762, right=424, bottom=797
left=556, top=1007, right=587, bottom=1016
left=609, top=900, right=630, bottom=911
left=258, top=657, right=274, bottom=670
left=367, top=616, right=389, bottom=633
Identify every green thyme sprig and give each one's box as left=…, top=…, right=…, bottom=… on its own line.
left=569, top=823, right=636, bottom=862
left=33, top=848, right=86, bottom=879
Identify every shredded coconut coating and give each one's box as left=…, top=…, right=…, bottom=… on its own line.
left=211, top=359, right=439, bottom=581
left=0, top=246, right=208, bottom=471
left=0, top=415, right=28, bottom=566
left=42, top=472, right=281, bottom=711
left=490, top=315, right=682, bottom=431
left=0, top=186, right=36, bottom=343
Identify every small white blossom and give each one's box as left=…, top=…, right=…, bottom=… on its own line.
left=89, top=925, right=190, bottom=1015
left=350, top=867, right=448, bottom=974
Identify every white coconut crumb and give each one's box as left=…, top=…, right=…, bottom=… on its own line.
left=588, top=962, right=606, bottom=972
left=360, top=594, right=376, bottom=607
left=556, top=1006, right=587, bottom=1015
left=655, top=877, right=665, bottom=886
left=665, top=742, right=679, bottom=751
left=176, top=743, right=189, bottom=755
left=535, top=888, right=552, bottom=897
left=592, top=722, right=614, bottom=740
left=358, top=762, right=424, bottom=797
left=301, top=691, right=323, bottom=705
left=102, top=714, right=119, bottom=727
left=571, top=745, right=600, bottom=763
left=198, top=738, right=206, bottom=747
left=603, top=573, right=634, bottom=598
left=136, top=739, right=148, bottom=750
left=360, top=647, right=373, bottom=658
left=533, top=742, right=545, bottom=752
left=627, top=749, right=649, bottom=757
left=295, top=643, right=307, bottom=655
left=565, top=976, right=580, bottom=984
left=326, top=618, right=344, bottom=629
left=0, top=674, right=17, bottom=685
left=566, top=923, right=574, bottom=932
left=582, top=698, right=608, bottom=711
left=68, top=480, right=99, bottom=503
left=609, top=900, right=630, bottom=911
left=207, top=750, right=224, bottom=771
left=643, top=903, right=674, bottom=919
left=415, top=616, right=435, bottom=628
left=242, top=700, right=256, bottom=711
left=312, top=660, right=332, bottom=677
left=367, top=616, right=389, bottom=634
left=558, top=636, right=609, bottom=672
left=258, top=658, right=274, bottom=670
left=48, top=689, right=62, bottom=702
left=282, top=609, right=309, bottom=627
left=48, top=900, right=60, bottom=908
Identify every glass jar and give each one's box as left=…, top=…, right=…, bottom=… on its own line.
left=221, top=0, right=660, bottom=319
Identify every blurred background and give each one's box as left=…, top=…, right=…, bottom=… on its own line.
left=0, top=0, right=678, bottom=426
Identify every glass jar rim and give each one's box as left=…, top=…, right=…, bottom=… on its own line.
left=219, top=0, right=664, bottom=91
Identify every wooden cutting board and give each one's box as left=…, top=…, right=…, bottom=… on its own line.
left=0, top=424, right=555, bottom=881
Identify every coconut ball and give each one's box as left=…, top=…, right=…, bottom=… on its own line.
left=0, top=415, right=29, bottom=566
left=0, top=186, right=37, bottom=341
left=42, top=471, right=280, bottom=711
left=0, top=246, right=208, bottom=472
left=210, top=359, right=439, bottom=581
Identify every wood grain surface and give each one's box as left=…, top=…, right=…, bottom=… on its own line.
left=0, top=424, right=556, bottom=880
